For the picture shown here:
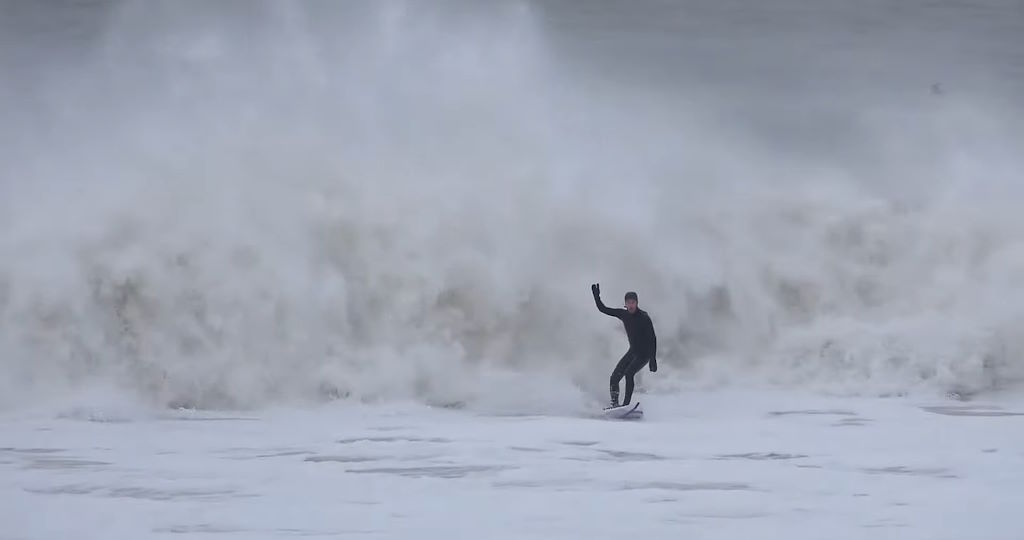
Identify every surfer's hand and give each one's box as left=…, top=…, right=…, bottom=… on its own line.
left=650, top=358, right=658, bottom=372
left=591, top=283, right=600, bottom=296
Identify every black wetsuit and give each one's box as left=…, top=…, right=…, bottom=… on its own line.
left=593, top=289, right=657, bottom=407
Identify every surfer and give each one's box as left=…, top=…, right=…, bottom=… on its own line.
left=591, top=283, right=657, bottom=408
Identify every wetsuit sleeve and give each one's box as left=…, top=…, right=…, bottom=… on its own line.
left=646, top=314, right=658, bottom=371
left=593, top=292, right=625, bottom=319
left=649, top=315, right=657, bottom=355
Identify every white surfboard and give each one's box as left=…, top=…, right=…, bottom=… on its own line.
left=601, top=402, right=643, bottom=420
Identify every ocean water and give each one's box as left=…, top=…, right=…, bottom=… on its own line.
left=2, top=1, right=1023, bottom=537
left=4, top=390, right=1024, bottom=539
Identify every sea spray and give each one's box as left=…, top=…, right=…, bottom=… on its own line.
left=2, top=1, right=1022, bottom=411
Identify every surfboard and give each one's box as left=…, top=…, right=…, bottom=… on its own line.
left=601, top=402, right=643, bottom=420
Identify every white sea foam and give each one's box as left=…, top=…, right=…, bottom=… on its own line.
left=2, top=1, right=1022, bottom=412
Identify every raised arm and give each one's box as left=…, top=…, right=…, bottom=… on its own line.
left=591, top=283, right=625, bottom=318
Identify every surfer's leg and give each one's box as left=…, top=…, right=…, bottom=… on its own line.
left=609, top=351, right=632, bottom=406
left=621, top=356, right=650, bottom=406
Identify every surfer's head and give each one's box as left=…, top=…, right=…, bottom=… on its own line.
left=624, top=291, right=638, bottom=313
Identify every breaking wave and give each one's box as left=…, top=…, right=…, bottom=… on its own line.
left=2, top=1, right=1023, bottom=412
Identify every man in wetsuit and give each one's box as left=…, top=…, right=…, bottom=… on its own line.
left=591, top=283, right=657, bottom=408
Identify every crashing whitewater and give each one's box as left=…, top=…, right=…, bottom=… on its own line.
left=2, top=1, right=1023, bottom=413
